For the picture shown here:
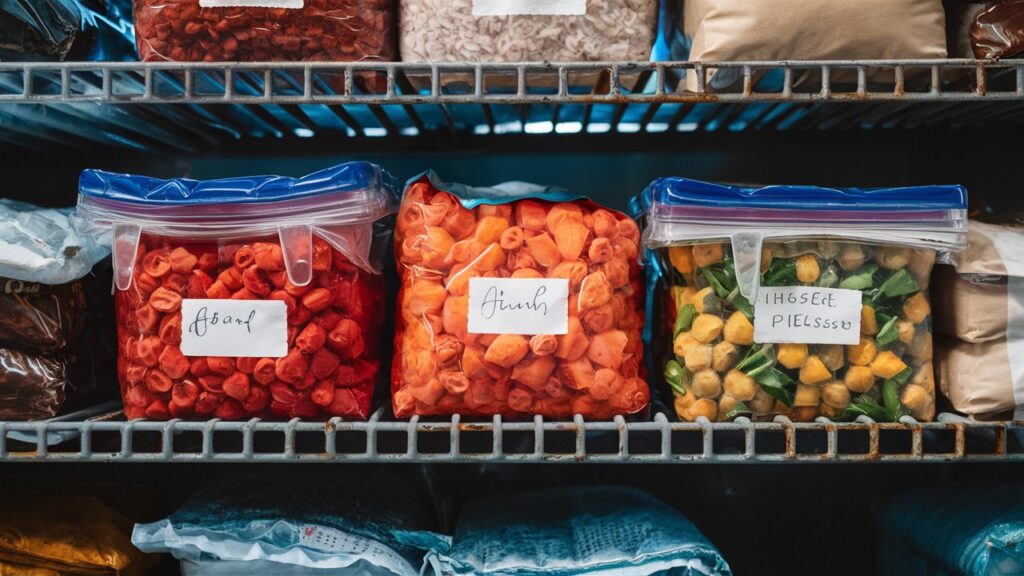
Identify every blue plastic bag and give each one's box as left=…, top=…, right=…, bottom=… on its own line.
left=424, top=486, right=731, bottom=576
left=878, top=483, right=1024, bottom=576
left=132, top=472, right=438, bottom=576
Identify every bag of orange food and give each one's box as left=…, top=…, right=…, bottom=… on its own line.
left=392, top=173, right=648, bottom=419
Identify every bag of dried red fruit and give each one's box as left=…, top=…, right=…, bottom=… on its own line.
left=392, top=173, right=649, bottom=419
left=74, top=162, right=399, bottom=421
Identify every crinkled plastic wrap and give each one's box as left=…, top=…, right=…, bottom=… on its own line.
left=133, top=0, right=394, bottom=62
left=0, top=280, right=85, bottom=354
left=399, top=0, right=657, bottom=63
left=0, top=200, right=110, bottom=286
left=637, top=178, right=967, bottom=423
left=424, top=486, right=731, bottom=576
left=392, top=173, right=648, bottom=419
left=0, top=493, right=155, bottom=576
left=878, top=484, right=1024, bottom=576
left=67, top=0, right=138, bottom=62
left=0, top=0, right=79, bottom=61
left=132, top=472, right=437, bottom=576
left=75, top=163, right=398, bottom=421
left=0, top=348, right=68, bottom=421
left=971, top=0, right=1024, bottom=60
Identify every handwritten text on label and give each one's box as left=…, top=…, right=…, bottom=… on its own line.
left=468, top=277, right=569, bottom=335
left=180, top=298, right=288, bottom=358
left=753, top=286, right=862, bottom=345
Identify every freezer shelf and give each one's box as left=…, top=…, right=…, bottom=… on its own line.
left=1, top=407, right=1021, bottom=463
left=1, top=59, right=1023, bottom=153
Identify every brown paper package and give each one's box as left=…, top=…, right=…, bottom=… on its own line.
left=933, top=265, right=1008, bottom=343
left=938, top=338, right=1015, bottom=420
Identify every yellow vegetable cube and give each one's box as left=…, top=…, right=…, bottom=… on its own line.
left=817, top=344, right=845, bottom=372
left=691, top=314, right=724, bottom=344
left=870, top=350, right=908, bottom=379
left=674, top=286, right=697, bottom=309
left=711, top=341, right=740, bottom=372
left=691, top=287, right=717, bottom=314
left=903, top=292, right=931, bottom=324
left=861, top=305, right=878, bottom=336
left=897, top=320, right=915, bottom=345
left=673, top=333, right=699, bottom=359
left=669, top=246, right=694, bottom=275
left=794, top=384, right=822, bottom=407
left=674, top=392, right=695, bottom=417
left=692, top=243, right=725, bottom=268
left=901, top=383, right=933, bottom=420
left=848, top=337, right=878, bottom=366
left=796, top=254, right=821, bottom=283
left=683, top=344, right=713, bottom=371
left=723, top=311, right=754, bottom=345
left=723, top=369, right=757, bottom=401
left=819, top=402, right=843, bottom=420
left=760, top=247, right=774, bottom=273
left=686, top=398, right=718, bottom=421
left=799, top=355, right=832, bottom=385
left=844, top=366, right=875, bottom=394
left=777, top=343, right=808, bottom=370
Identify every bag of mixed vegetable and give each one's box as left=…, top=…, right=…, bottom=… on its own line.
left=633, top=179, right=967, bottom=423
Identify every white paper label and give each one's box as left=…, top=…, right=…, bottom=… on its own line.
left=472, top=0, right=586, bottom=16
left=753, top=286, right=861, bottom=345
left=180, top=299, right=287, bottom=358
left=468, top=277, right=568, bottom=335
left=199, top=0, right=303, bottom=8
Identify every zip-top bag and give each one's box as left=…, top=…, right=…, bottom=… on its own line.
left=75, top=162, right=398, bottom=421
left=634, top=178, right=966, bottom=423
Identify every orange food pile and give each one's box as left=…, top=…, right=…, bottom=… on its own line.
left=115, top=233, right=382, bottom=420
left=392, top=178, right=649, bottom=418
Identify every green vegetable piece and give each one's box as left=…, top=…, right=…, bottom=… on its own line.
left=702, top=265, right=732, bottom=299
left=674, top=304, right=698, bottom=338
left=814, top=265, right=839, bottom=288
left=724, top=400, right=752, bottom=420
left=882, top=368, right=912, bottom=422
left=664, top=360, right=687, bottom=396
left=762, top=258, right=797, bottom=287
left=753, top=367, right=796, bottom=407
left=879, top=269, right=920, bottom=298
left=875, top=313, right=900, bottom=348
left=839, top=263, right=879, bottom=290
left=843, top=394, right=889, bottom=422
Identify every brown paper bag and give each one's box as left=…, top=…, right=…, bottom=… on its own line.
left=938, top=338, right=1017, bottom=420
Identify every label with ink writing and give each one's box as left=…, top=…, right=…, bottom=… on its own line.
left=180, top=299, right=287, bottom=358
left=753, top=286, right=861, bottom=345
left=467, top=277, right=569, bottom=335
left=472, top=0, right=586, bottom=16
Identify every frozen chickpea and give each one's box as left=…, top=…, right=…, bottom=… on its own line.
left=876, top=246, right=912, bottom=270
left=794, top=384, right=822, bottom=407
left=717, top=395, right=738, bottom=421
left=683, top=344, right=714, bottom=372
left=799, top=355, right=832, bottom=385
left=897, top=320, right=915, bottom=345
left=669, top=246, right=694, bottom=275
left=692, top=369, right=723, bottom=399
left=777, top=343, right=808, bottom=370
left=909, top=331, right=932, bottom=361
left=748, top=388, right=775, bottom=413
left=673, top=333, right=700, bottom=359
left=817, top=344, right=845, bottom=372
left=675, top=286, right=697, bottom=308
left=711, top=341, right=740, bottom=373
left=691, top=287, right=721, bottom=315
left=692, top=243, right=725, bottom=268
left=687, top=398, right=719, bottom=421
left=723, top=369, right=757, bottom=401
left=822, top=381, right=851, bottom=410
left=790, top=406, right=817, bottom=422
left=674, top=389, right=696, bottom=415
left=796, top=254, right=820, bottom=283
left=870, top=351, right=908, bottom=379
left=819, top=402, right=844, bottom=420
left=908, top=249, right=936, bottom=288
left=912, top=362, right=935, bottom=393
left=723, top=311, right=754, bottom=345
left=903, top=293, right=931, bottom=324
left=901, top=384, right=933, bottom=420
left=691, top=314, right=724, bottom=344
left=844, top=366, right=875, bottom=394
left=760, top=246, right=774, bottom=273
left=861, top=305, right=878, bottom=336
left=817, top=241, right=841, bottom=258
left=848, top=337, right=878, bottom=366
left=838, top=244, right=867, bottom=271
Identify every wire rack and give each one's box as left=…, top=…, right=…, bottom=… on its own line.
left=1, top=60, right=1023, bottom=152
left=2, top=407, right=1021, bottom=463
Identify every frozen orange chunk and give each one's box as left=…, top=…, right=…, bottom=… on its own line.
left=578, top=271, right=613, bottom=310
left=515, top=200, right=547, bottom=232
left=512, top=355, right=557, bottom=390
left=484, top=334, right=530, bottom=368
left=554, top=223, right=590, bottom=261
left=525, top=233, right=561, bottom=268
left=587, top=330, right=629, bottom=370
left=555, top=317, right=590, bottom=361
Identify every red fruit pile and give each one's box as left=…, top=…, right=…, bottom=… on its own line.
left=116, top=233, right=382, bottom=420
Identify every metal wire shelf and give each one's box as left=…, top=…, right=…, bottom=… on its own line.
left=1, top=407, right=1021, bottom=463
left=1, top=60, right=1023, bottom=153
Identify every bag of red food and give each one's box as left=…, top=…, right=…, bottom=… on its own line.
left=133, top=0, right=395, bottom=62
left=392, top=173, right=648, bottom=419
left=74, top=162, right=398, bottom=421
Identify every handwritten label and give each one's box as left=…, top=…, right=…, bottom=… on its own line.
left=180, top=299, right=287, bottom=358
left=753, top=286, right=861, bottom=345
left=199, top=0, right=303, bottom=8
left=472, top=0, right=586, bottom=16
left=468, top=277, right=568, bottom=335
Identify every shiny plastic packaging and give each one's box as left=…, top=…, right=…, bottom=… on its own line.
left=0, top=0, right=136, bottom=61
left=133, top=0, right=394, bottom=62
left=392, top=173, right=648, bottom=419
left=971, top=0, right=1024, bottom=60
left=636, top=179, right=967, bottom=422
left=878, top=483, right=1024, bottom=576
left=423, top=486, right=731, bottom=576
left=75, top=162, right=398, bottom=421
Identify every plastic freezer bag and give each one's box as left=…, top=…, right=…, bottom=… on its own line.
left=392, top=172, right=648, bottom=419
left=424, top=486, right=731, bottom=576
left=132, top=473, right=437, bottom=576
left=133, top=0, right=394, bottom=62
left=0, top=199, right=110, bottom=286
left=74, top=162, right=398, bottom=421
left=878, top=483, right=1024, bottom=576
left=972, top=0, right=1024, bottom=60
left=635, top=178, right=967, bottom=422
left=0, top=0, right=79, bottom=61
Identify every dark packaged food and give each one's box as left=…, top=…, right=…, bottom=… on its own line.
left=0, top=0, right=79, bottom=61
left=971, top=0, right=1024, bottom=59
left=0, top=279, right=86, bottom=354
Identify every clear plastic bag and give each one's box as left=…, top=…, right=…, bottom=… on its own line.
left=636, top=178, right=967, bottom=422
left=0, top=200, right=110, bottom=286
left=423, top=486, right=732, bottom=576
left=0, top=280, right=86, bottom=354
left=74, top=162, right=398, bottom=421
left=133, top=0, right=395, bottom=62
left=971, top=0, right=1024, bottom=60
left=392, top=173, right=648, bottom=419
left=0, top=0, right=79, bottom=61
